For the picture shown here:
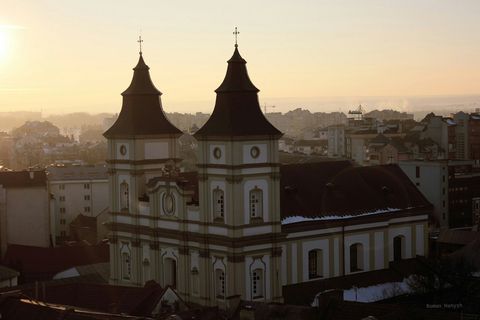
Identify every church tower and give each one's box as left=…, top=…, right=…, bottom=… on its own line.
left=194, top=41, right=284, bottom=305
left=104, top=45, right=183, bottom=286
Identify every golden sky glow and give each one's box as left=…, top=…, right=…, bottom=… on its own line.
left=1, top=0, right=480, bottom=114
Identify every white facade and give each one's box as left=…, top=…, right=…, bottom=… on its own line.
left=48, top=165, right=109, bottom=243
left=399, top=161, right=448, bottom=228
left=327, top=125, right=345, bottom=157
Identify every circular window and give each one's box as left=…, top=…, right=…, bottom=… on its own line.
left=120, top=145, right=127, bottom=156
left=213, top=147, right=222, bottom=159
left=250, top=146, right=260, bottom=159
left=163, top=193, right=175, bottom=215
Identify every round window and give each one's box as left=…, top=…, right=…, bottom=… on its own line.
left=163, top=193, right=175, bottom=215
left=120, top=145, right=127, bottom=156
left=250, top=146, right=260, bottom=158
left=213, top=147, right=222, bottom=159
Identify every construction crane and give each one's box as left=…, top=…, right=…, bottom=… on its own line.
left=263, top=103, right=276, bottom=114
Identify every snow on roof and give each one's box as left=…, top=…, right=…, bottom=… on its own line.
left=445, top=118, right=456, bottom=126
left=281, top=208, right=403, bottom=225
left=343, top=277, right=413, bottom=302
left=312, top=276, right=416, bottom=306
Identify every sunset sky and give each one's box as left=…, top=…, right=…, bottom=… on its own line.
left=0, top=0, right=479, bottom=114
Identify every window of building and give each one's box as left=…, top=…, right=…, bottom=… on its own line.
left=349, top=243, right=364, bottom=272
left=59, top=184, right=65, bottom=190
left=164, top=258, right=177, bottom=288
left=443, top=200, right=446, bottom=208
left=120, top=181, right=129, bottom=211
left=308, top=249, right=323, bottom=279
left=393, top=235, right=405, bottom=262
left=122, top=252, right=131, bottom=280
left=191, top=267, right=199, bottom=295
left=60, top=219, right=66, bottom=225
left=252, top=268, right=264, bottom=299
left=84, top=183, right=90, bottom=189
left=60, top=231, right=66, bottom=237
left=84, top=195, right=90, bottom=201
left=59, top=207, right=66, bottom=214
left=59, top=196, right=65, bottom=202
left=213, top=187, right=224, bottom=220
left=415, top=166, right=420, bottom=178
left=215, top=269, right=225, bottom=298
left=142, top=259, right=151, bottom=283
left=84, top=206, right=91, bottom=213
left=249, top=187, right=263, bottom=219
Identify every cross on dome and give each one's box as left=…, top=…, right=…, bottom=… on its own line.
left=137, top=35, right=143, bottom=54
left=233, top=27, right=240, bottom=47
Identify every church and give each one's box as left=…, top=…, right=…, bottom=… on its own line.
left=103, top=38, right=431, bottom=308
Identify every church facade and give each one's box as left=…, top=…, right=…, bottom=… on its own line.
left=104, top=44, right=430, bottom=308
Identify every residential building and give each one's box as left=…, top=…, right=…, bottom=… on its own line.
left=47, top=164, right=109, bottom=244
left=327, top=125, right=345, bottom=157
left=399, top=160, right=480, bottom=229
left=0, top=170, right=51, bottom=256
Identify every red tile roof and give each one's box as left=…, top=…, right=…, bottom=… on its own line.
left=0, top=170, right=46, bottom=188
left=3, top=244, right=109, bottom=283
left=0, top=294, right=151, bottom=320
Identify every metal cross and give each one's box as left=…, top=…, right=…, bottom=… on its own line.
left=137, top=35, right=143, bottom=54
left=233, top=27, right=240, bottom=47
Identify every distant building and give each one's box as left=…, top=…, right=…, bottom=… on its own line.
left=0, top=170, right=51, bottom=256
left=399, top=160, right=480, bottom=229
left=47, top=164, right=108, bottom=244
left=293, top=139, right=327, bottom=155
left=327, top=125, right=345, bottom=157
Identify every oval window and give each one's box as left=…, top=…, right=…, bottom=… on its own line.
left=250, top=146, right=260, bottom=158
left=120, top=145, right=127, bottom=156
left=163, top=193, right=175, bottom=215
left=213, top=147, right=222, bottom=159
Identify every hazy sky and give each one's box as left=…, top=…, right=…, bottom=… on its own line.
left=0, top=0, right=479, bottom=114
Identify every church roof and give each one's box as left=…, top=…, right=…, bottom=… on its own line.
left=194, top=46, right=282, bottom=139
left=280, top=162, right=431, bottom=223
left=103, top=53, right=182, bottom=139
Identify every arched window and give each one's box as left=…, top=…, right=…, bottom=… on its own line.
left=121, top=252, right=131, bottom=280
left=213, top=187, right=224, bottom=220
left=120, top=181, right=129, bottom=211
left=215, top=269, right=225, bottom=298
left=308, top=249, right=323, bottom=279
left=164, top=258, right=177, bottom=288
left=191, top=267, right=199, bottom=295
left=249, top=187, right=263, bottom=219
left=349, top=243, right=364, bottom=272
left=252, top=268, right=264, bottom=299
left=142, top=258, right=150, bottom=283
left=393, top=235, right=405, bottom=262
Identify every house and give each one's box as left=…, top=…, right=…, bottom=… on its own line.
left=2, top=243, right=109, bottom=283
left=47, top=164, right=109, bottom=244
left=0, top=170, right=51, bottom=256
left=399, top=159, right=480, bottom=229
left=0, top=265, right=19, bottom=288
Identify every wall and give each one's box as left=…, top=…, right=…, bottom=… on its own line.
left=399, top=161, right=447, bottom=228
left=0, top=185, right=51, bottom=254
